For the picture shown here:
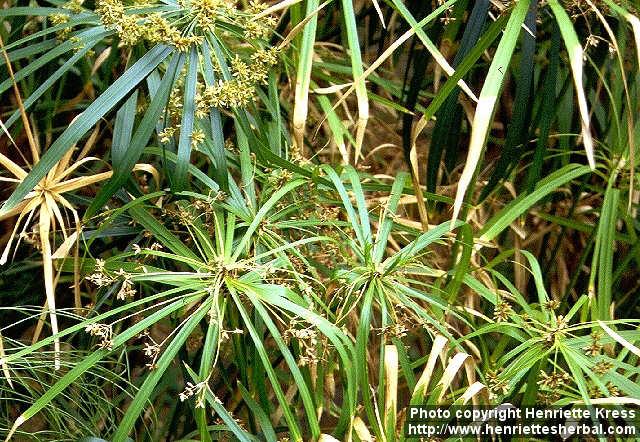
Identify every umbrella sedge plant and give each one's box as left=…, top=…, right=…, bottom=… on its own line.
left=0, top=0, right=639, bottom=440
left=3, top=165, right=359, bottom=440
left=462, top=250, right=640, bottom=407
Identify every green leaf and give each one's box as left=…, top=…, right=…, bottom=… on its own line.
left=228, top=286, right=303, bottom=441
left=593, top=186, right=620, bottom=320
left=127, top=202, right=200, bottom=262
left=4, top=42, right=100, bottom=129
left=373, top=172, right=407, bottom=263
left=232, top=179, right=306, bottom=261
left=173, top=47, right=198, bottom=191
left=113, top=300, right=212, bottom=441
left=0, top=27, right=110, bottom=96
left=86, top=53, right=185, bottom=218
left=237, top=382, right=277, bottom=441
left=111, top=91, right=139, bottom=171
left=479, top=164, right=591, bottom=243
left=6, top=292, right=203, bottom=439
left=201, top=40, right=228, bottom=191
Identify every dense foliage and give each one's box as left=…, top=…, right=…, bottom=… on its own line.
left=1, top=0, right=639, bottom=440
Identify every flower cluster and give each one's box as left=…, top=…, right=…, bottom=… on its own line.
left=588, top=381, right=620, bottom=398
left=378, top=322, right=409, bottom=339
left=96, top=0, right=199, bottom=48
left=85, top=259, right=112, bottom=287
left=195, top=48, right=279, bottom=111
left=537, top=370, right=570, bottom=390
left=85, top=260, right=137, bottom=300
left=493, top=300, right=513, bottom=322
left=219, top=327, right=244, bottom=342
left=132, top=242, right=163, bottom=255
left=536, top=370, right=571, bottom=404
left=486, top=369, right=509, bottom=400
left=542, top=316, right=568, bottom=347
left=179, top=380, right=209, bottom=408
left=114, top=268, right=137, bottom=300
left=284, top=325, right=320, bottom=366
left=49, top=13, right=71, bottom=39
left=95, top=0, right=277, bottom=53
left=243, top=1, right=277, bottom=39
left=544, top=299, right=560, bottom=311
left=48, top=0, right=85, bottom=40
left=156, top=46, right=278, bottom=147
left=85, top=323, right=114, bottom=350
left=94, top=0, right=281, bottom=156
left=181, top=0, right=230, bottom=33
left=593, top=359, right=613, bottom=375
left=583, top=330, right=603, bottom=356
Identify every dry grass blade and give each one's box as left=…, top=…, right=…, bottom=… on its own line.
left=548, top=0, right=595, bottom=169
left=341, top=0, right=370, bottom=164
left=390, top=0, right=478, bottom=102
left=292, top=0, right=321, bottom=156
left=383, top=344, right=398, bottom=436
left=0, top=198, right=39, bottom=265
left=0, top=152, right=28, bottom=180
left=621, top=11, right=640, bottom=67
left=31, top=300, right=50, bottom=346
left=575, top=397, right=640, bottom=406
left=598, top=321, right=640, bottom=358
left=256, top=0, right=303, bottom=18
left=0, top=117, right=156, bottom=368
left=318, top=435, right=340, bottom=442
left=0, top=118, right=18, bottom=149
left=277, top=1, right=331, bottom=50
left=0, top=34, right=39, bottom=164
left=353, top=416, right=374, bottom=441
left=450, top=0, right=530, bottom=227
left=370, top=0, right=386, bottom=29
left=459, top=381, right=485, bottom=405
left=314, top=0, right=463, bottom=139
left=38, top=201, right=61, bottom=369
left=414, top=334, right=448, bottom=396
left=52, top=172, right=114, bottom=194
left=437, top=352, right=469, bottom=402
left=0, top=332, right=12, bottom=387
left=353, top=80, right=369, bottom=165
left=410, top=117, right=430, bottom=230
